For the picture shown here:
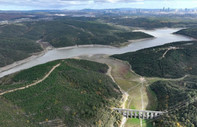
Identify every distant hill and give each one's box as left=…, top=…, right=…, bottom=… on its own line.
left=0, top=17, right=152, bottom=67
left=0, top=59, right=122, bottom=127
left=0, top=13, right=32, bottom=21
left=105, top=17, right=175, bottom=29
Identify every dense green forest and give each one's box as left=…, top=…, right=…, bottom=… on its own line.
left=0, top=17, right=152, bottom=67
left=112, top=41, right=197, bottom=78
left=0, top=59, right=122, bottom=127
left=150, top=76, right=197, bottom=127
left=33, top=18, right=152, bottom=47
left=112, top=41, right=197, bottom=126
left=176, top=28, right=197, bottom=39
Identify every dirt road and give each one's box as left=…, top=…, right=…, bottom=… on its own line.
left=0, top=63, right=61, bottom=96
left=79, top=55, right=156, bottom=127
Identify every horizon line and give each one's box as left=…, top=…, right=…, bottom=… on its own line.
left=0, top=7, right=196, bottom=12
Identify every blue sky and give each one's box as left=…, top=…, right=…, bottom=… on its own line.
left=0, top=0, right=197, bottom=10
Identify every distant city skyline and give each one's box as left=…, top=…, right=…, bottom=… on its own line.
left=0, top=0, right=197, bottom=10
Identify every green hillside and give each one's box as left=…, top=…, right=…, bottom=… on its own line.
left=0, top=17, right=153, bottom=67
left=112, top=41, right=197, bottom=78
left=150, top=76, right=197, bottom=127
left=176, top=28, right=197, bottom=39
left=0, top=59, right=122, bottom=127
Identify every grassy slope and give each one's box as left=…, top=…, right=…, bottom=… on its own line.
left=112, top=41, right=197, bottom=126
left=0, top=17, right=153, bottom=67
left=82, top=56, right=158, bottom=127
left=0, top=59, right=122, bottom=127
left=112, top=41, right=197, bottom=78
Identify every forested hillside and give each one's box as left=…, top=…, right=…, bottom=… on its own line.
left=176, top=28, right=197, bottom=39
left=0, top=17, right=152, bottom=67
left=150, top=76, right=197, bottom=127
left=0, top=59, right=122, bottom=127
left=112, top=41, right=197, bottom=78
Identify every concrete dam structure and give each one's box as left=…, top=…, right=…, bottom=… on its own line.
left=113, top=108, right=166, bottom=119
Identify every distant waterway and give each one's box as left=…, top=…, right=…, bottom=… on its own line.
left=0, top=28, right=194, bottom=78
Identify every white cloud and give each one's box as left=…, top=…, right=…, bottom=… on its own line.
left=106, top=0, right=119, bottom=3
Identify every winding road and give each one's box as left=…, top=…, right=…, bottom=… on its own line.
left=0, top=63, right=61, bottom=96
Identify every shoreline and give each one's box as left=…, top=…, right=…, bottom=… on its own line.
left=0, top=47, right=51, bottom=74
left=0, top=44, right=114, bottom=74
left=56, top=44, right=117, bottom=50
left=0, top=37, right=153, bottom=74
left=128, top=37, right=155, bottom=43
left=173, top=33, right=197, bottom=41
left=0, top=27, right=191, bottom=77
left=0, top=52, right=44, bottom=73
left=113, top=37, right=155, bottom=48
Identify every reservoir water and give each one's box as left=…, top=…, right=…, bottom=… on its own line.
left=0, top=28, right=194, bottom=78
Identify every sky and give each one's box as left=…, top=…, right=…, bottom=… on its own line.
left=0, top=0, right=197, bottom=10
